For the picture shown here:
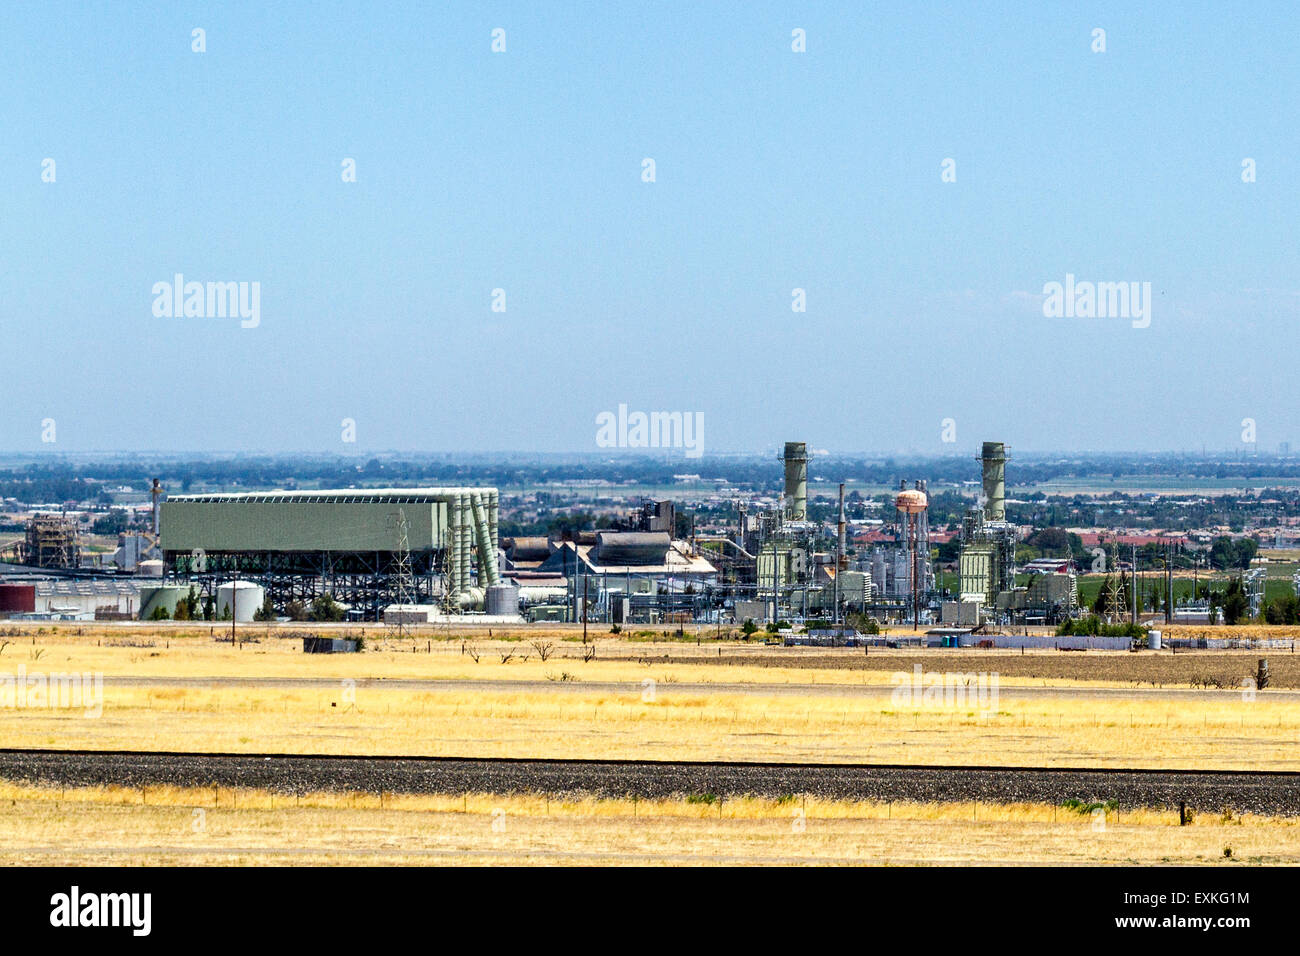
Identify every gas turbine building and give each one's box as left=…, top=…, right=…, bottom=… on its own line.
left=159, top=488, right=501, bottom=619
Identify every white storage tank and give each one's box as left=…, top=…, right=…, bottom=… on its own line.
left=216, top=581, right=264, bottom=622
left=139, top=585, right=189, bottom=620
left=1147, top=629, right=1162, bottom=650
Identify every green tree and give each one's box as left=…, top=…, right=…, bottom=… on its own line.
left=308, top=594, right=345, bottom=622
left=253, top=595, right=276, bottom=621
left=1220, top=577, right=1249, bottom=625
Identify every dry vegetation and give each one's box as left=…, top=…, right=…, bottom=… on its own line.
left=0, top=780, right=1291, bottom=866
left=0, top=630, right=1296, bottom=769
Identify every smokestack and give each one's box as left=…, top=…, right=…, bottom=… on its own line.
left=151, top=478, right=162, bottom=537
left=837, top=483, right=846, bottom=569
left=782, top=442, right=808, bottom=521
left=834, top=482, right=845, bottom=625
left=980, top=442, right=1007, bottom=522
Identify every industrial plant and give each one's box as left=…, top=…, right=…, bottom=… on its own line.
left=0, top=439, right=1080, bottom=630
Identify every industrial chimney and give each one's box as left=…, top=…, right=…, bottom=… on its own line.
left=782, top=442, right=808, bottom=521
left=980, top=442, right=1007, bottom=522
left=151, top=479, right=163, bottom=537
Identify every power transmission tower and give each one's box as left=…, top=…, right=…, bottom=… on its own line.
left=388, top=509, right=414, bottom=638
left=1102, top=542, right=1126, bottom=624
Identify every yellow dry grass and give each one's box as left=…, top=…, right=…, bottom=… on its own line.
left=0, top=780, right=1291, bottom=866
left=3, top=678, right=1298, bottom=769
left=2, top=632, right=1297, bottom=768
left=0, top=629, right=1289, bottom=689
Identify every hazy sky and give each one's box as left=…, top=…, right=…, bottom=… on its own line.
left=4, top=2, right=1297, bottom=456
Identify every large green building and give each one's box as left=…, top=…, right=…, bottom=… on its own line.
left=160, top=487, right=500, bottom=618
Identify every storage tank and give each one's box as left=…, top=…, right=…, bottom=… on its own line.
left=595, top=532, right=670, bottom=565
left=0, top=584, right=36, bottom=614
left=1147, top=629, right=1162, bottom=650
left=216, top=581, right=264, bottom=622
left=136, top=559, right=164, bottom=577
left=139, top=585, right=189, bottom=620
left=485, top=582, right=520, bottom=616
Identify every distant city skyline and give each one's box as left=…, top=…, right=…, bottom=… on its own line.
left=6, top=3, right=1297, bottom=455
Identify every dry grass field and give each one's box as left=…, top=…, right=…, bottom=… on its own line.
left=0, top=627, right=1296, bottom=769
left=0, top=780, right=1292, bottom=866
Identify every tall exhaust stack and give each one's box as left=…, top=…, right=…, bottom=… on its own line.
left=150, top=479, right=163, bottom=537
left=980, top=441, right=1007, bottom=522
left=782, top=442, right=808, bottom=521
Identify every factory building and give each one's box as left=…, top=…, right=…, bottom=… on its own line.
left=0, top=579, right=141, bottom=620
left=160, top=487, right=501, bottom=619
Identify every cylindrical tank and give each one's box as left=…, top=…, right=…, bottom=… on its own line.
left=0, top=584, right=36, bottom=614
left=980, top=441, right=1007, bottom=521
left=506, top=537, right=550, bottom=562
left=1147, top=629, right=1162, bottom=650
left=596, top=532, right=670, bottom=565
left=216, top=581, right=264, bottom=622
left=139, top=585, right=188, bottom=620
left=783, top=441, right=808, bottom=520
left=894, top=489, right=928, bottom=514
left=485, top=582, right=520, bottom=616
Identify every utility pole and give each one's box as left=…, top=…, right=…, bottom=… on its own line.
left=834, top=482, right=845, bottom=626
left=230, top=561, right=237, bottom=647
left=1170, top=546, right=1180, bottom=629
left=1131, top=543, right=1138, bottom=624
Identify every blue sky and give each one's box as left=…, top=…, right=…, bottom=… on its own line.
left=3, top=2, right=1297, bottom=456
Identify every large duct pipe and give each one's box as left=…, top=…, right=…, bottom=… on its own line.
left=470, top=493, right=501, bottom=586
left=980, top=441, right=1007, bottom=522
left=458, top=495, right=471, bottom=594
left=783, top=441, right=808, bottom=521
left=445, top=497, right=461, bottom=599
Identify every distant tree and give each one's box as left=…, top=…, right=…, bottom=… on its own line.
left=91, top=509, right=129, bottom=535
left=309, top=594, right=345, bottom=622
left=176, top=586, right=200, bottom=621
left=1221, top=577, right=1249, bottom=625
left=1027, top=527, right=1071, bottom=554
left=148, top=605, right=169, bottom=620
left=253, top=596, right=275, bottom=621
left=1210, top=536, right=1258, bottom=571
left=284, top=600, right=308, bottom=622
